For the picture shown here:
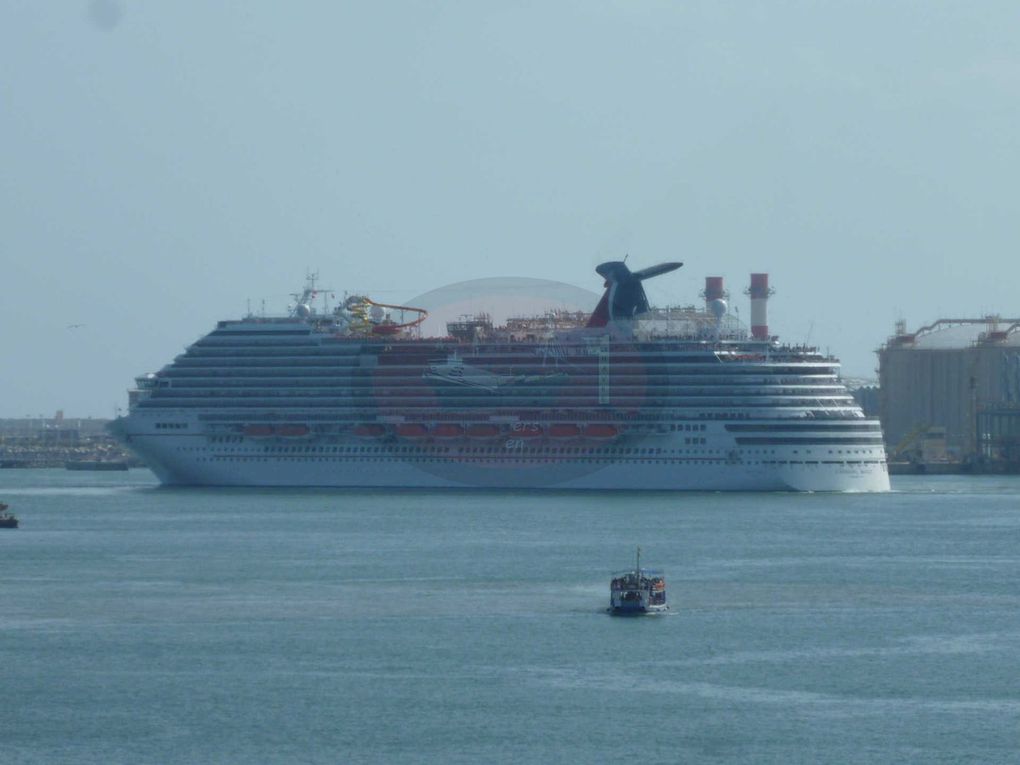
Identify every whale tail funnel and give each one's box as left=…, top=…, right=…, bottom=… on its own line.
left=586, top=261, right=683, bottom=327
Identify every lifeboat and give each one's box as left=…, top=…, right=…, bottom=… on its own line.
left=277, top=424, right=311, bottom=438
left=583, top=423, right=619, bottom=440
left=396, top=423, right=429, bottom=439
left=354, top=423, right=386, bottom=439
left=513, top=424, right=543, bottom=439
left=243, top=425, right=275, bottom=438
left=432, top=423, right=464, bottom=439
left=549, top=423, right=581, bottom=439
left=466, top=424, right=500, bottom=440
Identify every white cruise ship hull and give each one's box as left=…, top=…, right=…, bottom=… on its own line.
left=116, top=420, right=890, bottom=492
left=112, top=269, right=892, bottom=494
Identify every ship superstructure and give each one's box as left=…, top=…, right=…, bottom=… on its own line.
left=110, top=264, right=889, bottom=491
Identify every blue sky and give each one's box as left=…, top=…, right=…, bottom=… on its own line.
left=3, top=1, right=1020, bottom=416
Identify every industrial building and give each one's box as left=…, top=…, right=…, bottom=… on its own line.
left=878, top=317, right=1020, bottom=465
left=0, top=414, right=132, bottom=468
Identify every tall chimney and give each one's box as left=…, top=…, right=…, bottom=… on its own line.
left=704, top=277, right=724, bottom=311
left=749, top=273, right=771, bottom=340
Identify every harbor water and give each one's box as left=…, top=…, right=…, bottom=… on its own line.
left=2, top=470, right=1020, bottom=763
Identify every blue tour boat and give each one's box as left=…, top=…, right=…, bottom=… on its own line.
left=609, top=547, right=667, bottom=615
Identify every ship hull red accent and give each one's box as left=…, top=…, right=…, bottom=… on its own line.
left=512, top=425, right=543, bottom=439
left=549, top=424, right=582, bottom=439
left=466, top=424, right=500, bottom=439
left=583, top=424, right=619, bottom=439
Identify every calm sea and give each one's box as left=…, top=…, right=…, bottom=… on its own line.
left=2, top=469, right=1020, bottom=764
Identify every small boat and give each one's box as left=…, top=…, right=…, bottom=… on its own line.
left=549, top=423, right=582, bottom=439
left=396, top=423, right=429, bottom=439
left=584, top=423, right=619, bottom=440
left=432, top=423, right=464, bottom=439
left=0, top=502, right=18, bottom=529
left=353, top=423, right=387, bottom=439
left=609, top=547, right=667, bottom=615
left=466, top=423, right=500, bottom=440
left=511, top=424, right=543, bottom=439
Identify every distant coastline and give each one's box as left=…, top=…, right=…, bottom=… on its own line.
left=0, top=416, right=142, bottom=469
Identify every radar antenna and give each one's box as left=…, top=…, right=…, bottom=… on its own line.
left=290, top=271, right=334, bottom=318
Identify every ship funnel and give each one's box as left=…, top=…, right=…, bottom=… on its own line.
left=747, top=273, right=773, bottom=340
left=586, top=261, right=683, bottom=328
left=703, top=277, right=724, bottom=312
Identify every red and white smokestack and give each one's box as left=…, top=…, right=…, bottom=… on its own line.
left=749, top=273, right=771, bottom=340
left=704, top=277, right=724, bottom=311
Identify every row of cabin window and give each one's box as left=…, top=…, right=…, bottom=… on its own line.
left=254, top=445, right=701, bottom=456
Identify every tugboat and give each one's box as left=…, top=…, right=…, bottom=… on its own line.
left=609, top=547, right=667, bottom=615
left=0, top=502, right=18, bottom=529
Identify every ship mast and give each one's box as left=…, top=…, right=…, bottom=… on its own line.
left=289, top=271, right=334, bottom=318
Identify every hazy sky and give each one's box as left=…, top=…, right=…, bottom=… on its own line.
left=3, top=1, right=1020, bottom=417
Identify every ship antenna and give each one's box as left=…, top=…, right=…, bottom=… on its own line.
left=636, top=545, right=641, bottom=576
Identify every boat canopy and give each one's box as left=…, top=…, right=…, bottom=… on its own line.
left=611, top=568, right=664, bottom=578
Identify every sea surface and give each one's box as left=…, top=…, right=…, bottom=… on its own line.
left=2, top=470, right=1020, bottom=764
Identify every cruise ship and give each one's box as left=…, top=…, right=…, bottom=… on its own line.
left=109, top=262, right=890, bottom=491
